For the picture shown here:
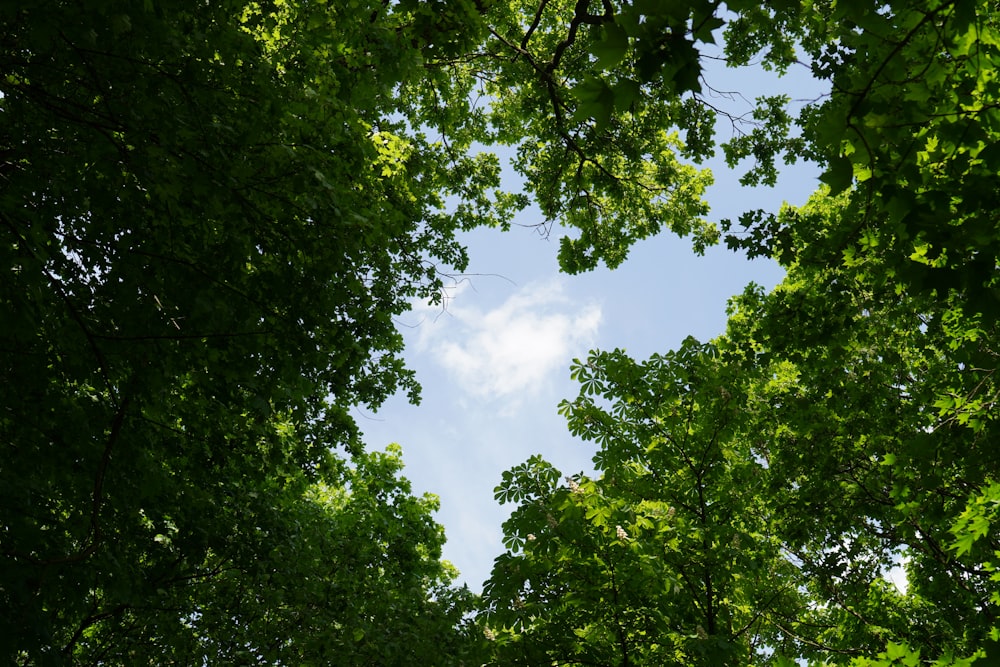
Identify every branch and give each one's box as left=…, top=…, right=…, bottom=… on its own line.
left=772, top=620, right=866, bottom=656
left=521, top=0, right=553, bottom=50
left=545, top=0, right=615, bottom=77
left=488, top=9, right=623, bottom=184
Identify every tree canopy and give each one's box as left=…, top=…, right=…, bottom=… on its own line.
left=3, top=0, right=1000, bottom=665
left=479, top=1, right=1000, bottom=665
left=3, top=0, right=494, bottom=662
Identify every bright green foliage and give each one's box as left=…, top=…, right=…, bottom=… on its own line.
left=483, top=341, right=805, bottom=665
left=64, top=445, right=482, bottom=665
left=720, top=0, right=1000, bottom=310
left=808, top=0, right=1000, bottom=302
left=478, top=0, right=721, bottom=271
left=723, top=259, right=998, bottom=662
left=482, top=2, right=1000, bottom=664
left=486, top=266, right=1000, bottom=664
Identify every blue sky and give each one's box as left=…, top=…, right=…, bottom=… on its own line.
left=360, top=56, right=825, bottom=591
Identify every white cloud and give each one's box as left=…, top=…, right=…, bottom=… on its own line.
left=409, top=278, right=601, bottom=404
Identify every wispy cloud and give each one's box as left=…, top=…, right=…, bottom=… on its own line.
left=409, top=278, right=601, bottom=404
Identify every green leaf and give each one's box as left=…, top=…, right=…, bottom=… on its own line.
left=572, top=76, right=615, bottom=130
left=612, top=79, right=641, bottom=112
left=591, top=22, right=629, bottom=70
left=819, top=154, right=853, bottom=194
left=693, top=15, right=724, bottom=44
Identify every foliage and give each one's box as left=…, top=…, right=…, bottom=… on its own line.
left=482, top=341, right=805, bottom=666
left=7, top=0, right=1000, bottom=664
left=64, top=445, right=483, bottom=666
left=1, top=0, right=493, bottom=662
left=484, top=261, right=1000, bottom=664
left=481, top=0, right=718, bottom=271
left=721, top=0, right=1000, bottom=311
left=723, top=257, right=999, bottom=663
left=479, top=1, right=1000, bottom=665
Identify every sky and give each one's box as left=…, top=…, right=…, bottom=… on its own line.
left=359, top=56, right=825, bottom=591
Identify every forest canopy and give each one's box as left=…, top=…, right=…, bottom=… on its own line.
left=2, top=0, right=999, bottom=665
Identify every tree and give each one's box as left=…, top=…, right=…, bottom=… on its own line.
left=8, top=0, right=1000, bottom=663
left=483, top=268, right=999, bottom=664
left=476, top=1, right=1000, bottom=664
left=64, top=445, right=483, bottom=666
left=719, top=195, right=1000, bottom=665
left=482, top=341, right=805, bottom=666
left=0, top=1, right=767, bottom=658
left=1, top=1, right=495, bottom=662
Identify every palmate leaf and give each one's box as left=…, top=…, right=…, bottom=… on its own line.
left=950, top=482, right=1000, bottom=557
left=818, top=154, right=853, bottom=195
left=590, top=22, right=629, bottom=70
left=571, top=75, right=616, bottom=130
